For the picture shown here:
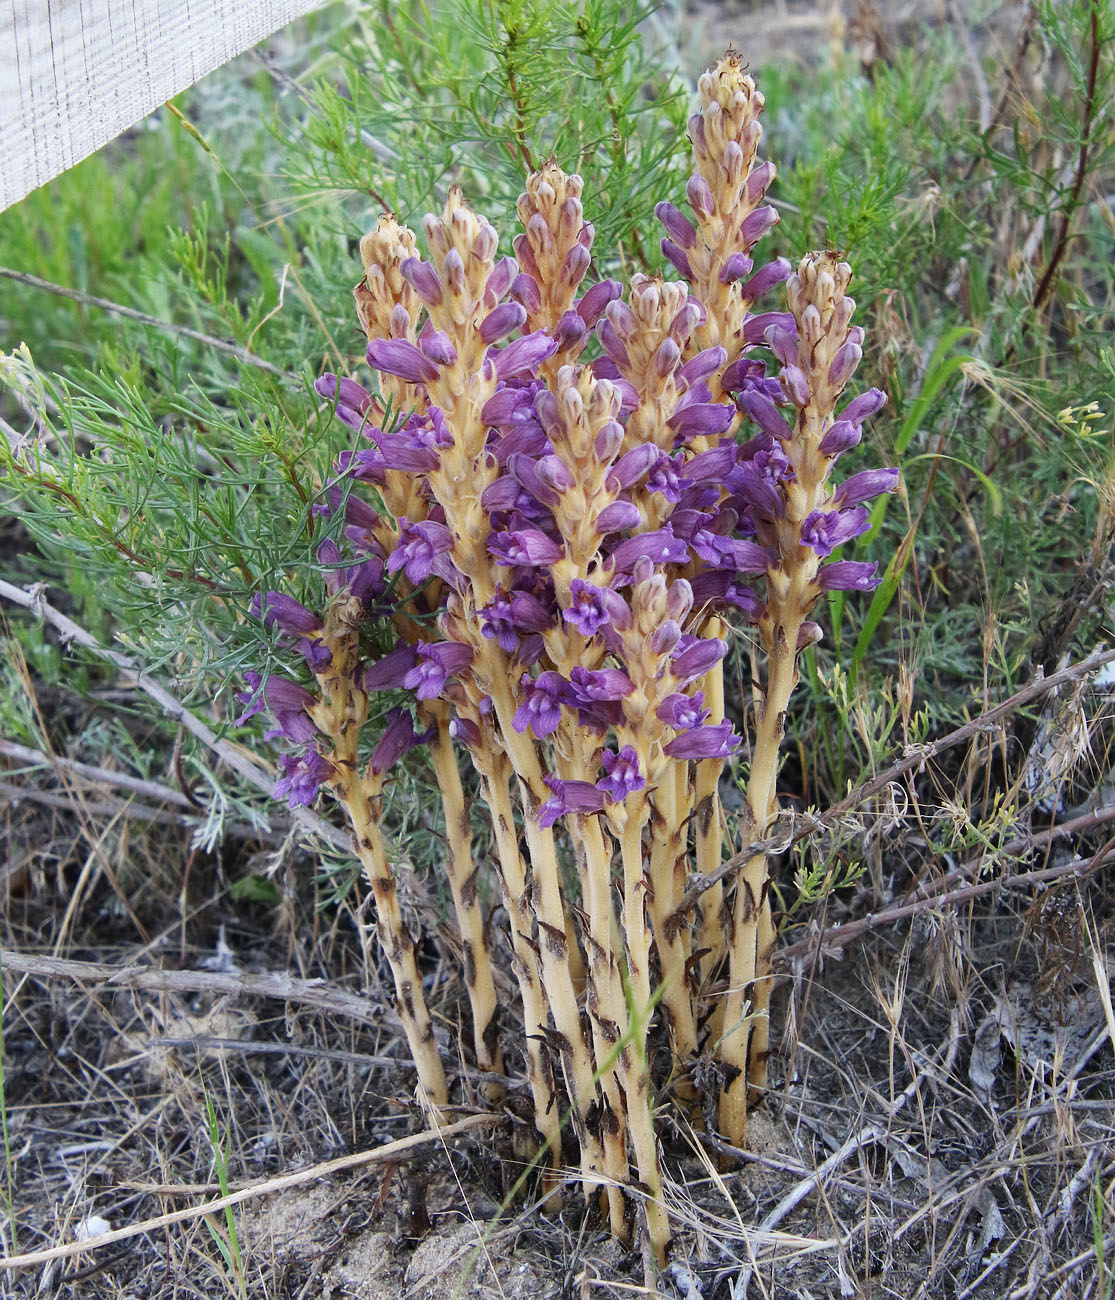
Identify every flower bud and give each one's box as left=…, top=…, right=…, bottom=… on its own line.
left=561, top=243, right=591, bottom=288
left=818, top=419, right=862, bottom=457
left=655, top=201, right=697, bottom=250
left=595, top=500, right=641, bottom=533
left=479, top=301, right=527, bottom=345
left=686, top=174, right=715, bottom=218
left=742, top=257, right=791, bottom=302
left=401, top=257, right=443, bottom=306
left=661, top=239, right=693, bottom=279
left=719, top=254, right=753, bottom=284
left=839, top=388, right=887, bottom=424
left=739, top=204, right=779, bottom=247
left=650, top=619, right=682, bottom=655
left=577, top=279, right=622, bottom=326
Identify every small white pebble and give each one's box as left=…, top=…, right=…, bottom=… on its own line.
left=74, top=1215, right=112, bottom=1241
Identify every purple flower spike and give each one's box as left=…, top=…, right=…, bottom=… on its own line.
left=817, top=560, right=882, bottom=591
left=738, top=390, right=791, bottom=441
left=833, top=467, right=900, bottom=508
left=663, top=721, right=741, bottom=760
left=370, top=707, right=430, bottom=776
left=493, top=330, right=559, bottom=378
left=563, top=580, right=612, bottom=636
left=818, top=419, right=862, bottom=457
left=403, top=641, right=473, bottom=701
left=386, top=518, right=455, bottom=586
left=366, top=338, right=440, bottom=384
left=273, top=749, right=334, bottom=807
left=800, top=507, right=871, bottom=558
left=671, top=637, right=728, bottom=685
left=656, top=201, right=697, bottom=250
left=252, top=592, right=321, bottom=637
left=839, top=389, right=888, bottom=425
left=576, top=280, right=622, bottom=327
left=657, top=691, right=710, bottom=730
left=596, top=746, right=646, bottom=801
left=538, top=777, right=606, bottom=828
left=512, top=672, right=568, bottom=738
left=487, top=528, right=563, bottom=567
left=480, top=301, right=528, bottom=345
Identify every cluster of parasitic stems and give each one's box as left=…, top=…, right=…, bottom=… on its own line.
left=237, top=54, right=898, bottom=1264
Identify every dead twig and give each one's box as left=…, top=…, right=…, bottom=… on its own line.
left=0, top=948, right=397, bottom=1031
left=0, top=266, right=294, bottom=379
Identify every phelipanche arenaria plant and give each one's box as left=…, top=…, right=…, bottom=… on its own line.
left=237, top=53, right=897, bottom=1261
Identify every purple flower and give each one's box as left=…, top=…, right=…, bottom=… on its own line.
left=576, top=279, right=622, bottom=327
left=595, top=746, right=646, bottom=801
left=400, top=257, right=444, bottom=306
left=833, top=468, right=900, bottom=508
left=296, top=637, right=334, bottom=672
left=668, top=400, right=735, bottom=443
left=403, top=641, right=473, bottom=700
left=538, top=777, right=606, bottom=828
left=366, top=338, right=440, bottom=385
left=818, top=420, right=862, bottom=457
left=362, top=643, right=419, bottom=690
left=386, top=519, right=454, bottom=585
left=739, top=204, right=779, bottom=246
left=723, top=358, right=784, bottom=405
left=315, top=374, right=374, bottom=432
left=563, top=580, right=612, bottom=636
left=829, top=340, right=863, bottom=389
left=656, top=691, right=710, bottom=730
left=487, top=528, right=563, bottom=567
left=492, top=330, right=559, bottom=379
left=594, top=501, right=641, bottom=534
left=370, top=708, right=432, bottom=775
left=273, top=749, right=334, bottom=808
left=553, top=310, right=587, bottom=352
left=569, top=665, right=635, bottom=701
left=692, top=530, right=770, bottom=575
left=663, top=722, right=741, bottom=760
left=610, top=528, right=689, bottom=573
left=817, top=560, right=882, bottom=591
left=656, top=201, right=697, bottom=249
left=671, top=637, right=728, bottom=685
left=661, top=239, right=693, bottom=279
left=741, top=257, right=791, bottom=302
left=800, top=507, right=871, bottom=558
left=418, top=321, right=457, bottom=366
left=738, top=390, right=791, bottom=441
left=480, top=588, right=553, bottom=652
left=480, top=301, right=528, bottom=345
left=250, top=592, right=321, bottom=637
left=648, top=453, right=684, bottom=502
left=607, top=445, right=659, bottom=492
left=234, top=671, right=266, bottom=725
left=839, top=389, right=888, bottom=425
left=512, top=671, right=567, bottom=738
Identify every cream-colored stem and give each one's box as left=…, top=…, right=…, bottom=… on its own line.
left=717, top=614, right=802, bottom=1146
left=618, top=805, right=670, bottom=1265
left=346, top=790, right=450, bottom=1118
left=425, top=706, right=501, bottom=1079
left=695, top=641, right=728, bottom=986
left=486, top=677, right=606, bottom=1186
left=646, top=765, right=698, bottom=1095
left=480, top=768, right=563, bottom=1175
left=570, top=812, right=630, bottom=1239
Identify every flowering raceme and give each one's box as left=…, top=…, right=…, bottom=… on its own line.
left=238, top=53, right=897, bottom=1264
